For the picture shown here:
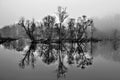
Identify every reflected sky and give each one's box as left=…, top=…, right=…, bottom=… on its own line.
left=0, top=39, right=120, bottom=80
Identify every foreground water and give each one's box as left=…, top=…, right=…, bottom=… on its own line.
left=0, top=40, right=120, bottom=80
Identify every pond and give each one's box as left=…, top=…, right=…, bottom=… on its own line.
left=0, top=39, right=120, bottom=80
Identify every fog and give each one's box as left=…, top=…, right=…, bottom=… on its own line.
left=0, top=0, right=120, bottom=27
left=94, top=14, right=120, bottom=31
left=92, top=14, right=120, bottom=39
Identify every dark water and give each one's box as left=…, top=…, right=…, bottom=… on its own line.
left=0, top=39, right=120, bottom=80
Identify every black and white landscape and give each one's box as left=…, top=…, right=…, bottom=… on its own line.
left=0, top=0, right=120, bottom=80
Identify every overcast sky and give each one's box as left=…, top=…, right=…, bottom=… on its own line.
left=0, top=0, right=120, bottom=27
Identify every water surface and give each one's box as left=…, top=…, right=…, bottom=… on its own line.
left=0, top=39, right=120, bottom=80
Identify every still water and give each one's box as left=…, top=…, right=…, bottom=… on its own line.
left=0, top=39, right=120, bottom=80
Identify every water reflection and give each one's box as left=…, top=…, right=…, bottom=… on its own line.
left=0, top=36, right=18, bottom=44
left=1, top=36, right=120, bottom=80
left=19, top=41, right=38, bottom=68
left=98, top=40, right=120, bottom=62
left=1, top=38, right=94, bottom=79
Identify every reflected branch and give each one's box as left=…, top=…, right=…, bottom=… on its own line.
left=19, top=41, right=37, bottom=68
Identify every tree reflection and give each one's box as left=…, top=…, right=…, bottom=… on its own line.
left=19, top=41, right=38, bottom=68
left=1, top=37, right=94, bottom=78
left=1, top=38, right=93, bottom=78
left=2, top=39, right=26, bottom=51
left=0, top=35, right=18, bottom=44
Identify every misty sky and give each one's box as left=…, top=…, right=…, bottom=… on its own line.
left=0, top=0, right=120, bottom=27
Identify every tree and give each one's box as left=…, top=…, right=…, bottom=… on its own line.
left=18, top=17, right=37, bottom=40
left=42, top=15, right=56, bottom=40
